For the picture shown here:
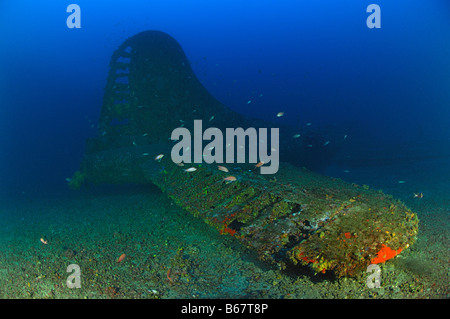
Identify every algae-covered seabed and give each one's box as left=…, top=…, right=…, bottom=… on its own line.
left=0, top=160, right=448, bottom=299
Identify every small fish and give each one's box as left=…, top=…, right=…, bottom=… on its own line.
left=142, top=153, right=149, bottom=156
left=209, top=116, right=214, bottom=121
left=343, top=170, right=350, bottom=173
left=247, top=100, right=252, bottom=104
left=413, top=193, right=424, bottom=198
left=218, top=165, right=229, bottom=172
left=223, top=176, right=237, bottom=182
left=255, top=161, right=265, bottom=168
left=177, top=162, right=185, bottom=167
left=306, top=122, right=312, bottom=126
left=292, top=134, right=301, bottom=139
left=184, top=167, right=197, bottom=172
left=276, top=112, right=284, bottom=117
left=344, top=134, right=347, bottom=140
left=323, top=141, right=330, bottom=146
left=40, top=238, right=48, bottom=245
left=398, top=181, right=405, bottom=184
left=117, top=253, right=126, bottom=263
left=155, top=154, right=164, bottom=161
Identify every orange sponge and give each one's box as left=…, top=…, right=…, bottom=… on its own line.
left=371, top=244, right=403, bottom=264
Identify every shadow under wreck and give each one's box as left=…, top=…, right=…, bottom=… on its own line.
left=71, top=30, right=418, bottom=277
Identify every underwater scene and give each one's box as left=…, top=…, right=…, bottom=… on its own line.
left=0, top=0, right=449, bottom=303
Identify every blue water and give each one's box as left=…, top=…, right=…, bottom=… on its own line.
left=1, top=0, right=449, bottom=198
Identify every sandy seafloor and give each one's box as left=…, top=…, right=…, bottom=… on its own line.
left=0, top=157, right=448, bottom=299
